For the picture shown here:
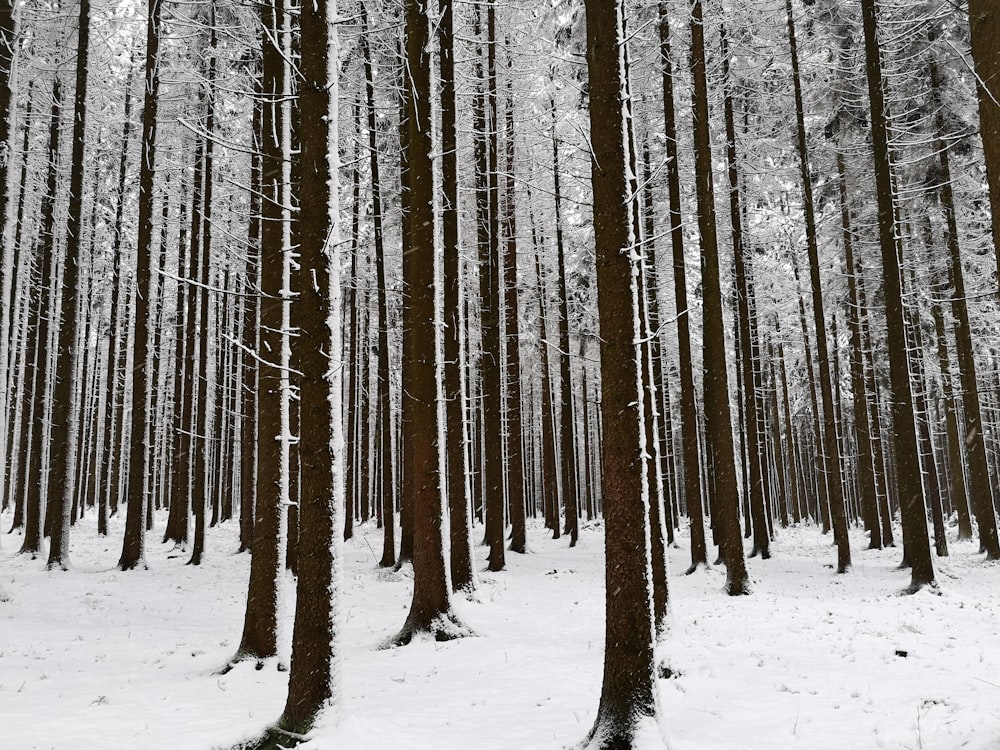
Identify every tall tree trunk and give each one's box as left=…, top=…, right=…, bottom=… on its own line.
left=46, top=0, right=94, bottom=569
left=837, top=151, right=881, bottom=549
left=188, top=18, right=218, bottom=567
left=478, top=0, right=505, bottom=570
left=233, top=0, right=286, bottom=665
left=534, top=246, right=559, bottom=539
left=551, top=95, right=578, bottom=547
left=438, top=0, right=474, bottom=588
left=689, top=0, right=749, bottom=595
left=272, top=0, right=343, bottom=734
left=118, top=0, right=160, bottom=571
left=582, top=0, right=664, bottom=743
left=967, top=1, right=1000, bottom=276
left=860, top=0, right=935, bottom=588
left=721, top=25, right=769, bottom=561
left=20, top=81, right=63, bottom=558
left=0, top=0, right=19, bottom=517
left=786, top=0, right=849, bottom=572
left=238, top=73, right=262, bottom=554
left=659, top=4, right=706, bottom=571
left=503, top=68, right=527, bottom=555
left=389, top=0, right=474, bottom=645
left=359, top=4, right=396, bottom=569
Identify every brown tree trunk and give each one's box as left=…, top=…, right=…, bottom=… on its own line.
left=860, top=0, right=935, bottom=588
left=551, top=95, right=578, bottom=547
left=233, top=0, right=286, bottom=665
left=188, top=19, right=218, bottom=567
left=721, top=25, right=769, bottom=561
left=118, top=0, right=160, bottom=571
left=659, top=4, right=706, bottom=571
left=837, top=151, right=881, bottom=549
left=786, top=0, right=849, bottom=571
left=438, top=0, right=474, bottom=587
left=582, top=0, right=664, bottom=743
left=272, top=0, right=343, bottom=733
left=689, top=0, right=749, bottom=595
left=389, top=0, right=474, bottom=645
left=358, top=5, right=396, bottom=569
left=968, top=1, right=1000, bottom=275
left=503, top=67, right=527, bottom=555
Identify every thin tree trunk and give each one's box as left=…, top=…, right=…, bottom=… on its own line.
left=118, top=0, right=161, bottom=569
left=689, top=0, right=749, bottom=595
left=551, top=95, right=578, bottom=547
left=860, top=0, right=935, bottom=588
left=660, top=4, right=706, bottom=571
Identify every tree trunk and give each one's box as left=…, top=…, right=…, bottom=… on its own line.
left=233, top=0, right=286, bottom=665
left=967, top=1, right=1000, bottom=276
left=188, top=20, right=218, bottom=567
left=438, top=0, right=474, bottom=588
left=118, top=0, right=160, bottom=571
left=359, top=4, right=396, bottom=569
left=689, top=0, right=749, bottom=595
left=581, top=0, right=664, bottom=744
left=659, top=4, right=706, bottom=571
left=786, top=0, right=849, bottom=570
left=860, top=0, right=935, bottom=588
left=272, top=0, right=343, bottom=734
left=389, top=0, right=474, bottom=645
left=837, top=151, right=881, bottom=549
left=503, top=67, right=527, bottom=555
left=551, top=95, right=578, bottom=547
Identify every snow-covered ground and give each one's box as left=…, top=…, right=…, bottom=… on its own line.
left=1, top=508, right=998, bottom=750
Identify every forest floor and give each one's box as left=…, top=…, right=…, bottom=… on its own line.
left=0, top=508, right=998, bottom=750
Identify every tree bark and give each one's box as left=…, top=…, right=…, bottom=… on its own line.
left=860, top=0, right=935, bottom=587
left=118, top=0, right=160, bottom=571
left=389, top=0, right=474, bottom=645
left=689, top=0, right=749, bottom=595
left=582, top=0, right=664, bottom=744
left=659, top=4, right=706, bottom=571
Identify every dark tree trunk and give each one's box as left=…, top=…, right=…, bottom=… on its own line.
left=479, top=0, right=505, bottom=571
left=389, top=0, right=474, bottom=645
left=272, top=0, right=342, bottom=734
left=689, top=0, right=749, bottom=595
left=395, top=52, right=413, bottom=568
left=359, top=4, right=396, bottom=569
left=534, top=247, right=559, bottom=539
left=860, top=0, right=935, bottom=588
left=438, top=0, right=474, bottom=588
left=233, top=0, right=285, bottom=665
left=786, top=0, right=849, bottom=570
left=188, top=20, right=218, bottom=568
left=21, top=81, right=63, bottom=558
left=551, top=96, right=578, bottom=547
left=238, top=73, right=262, bottom=555
left=119, top=0, right=160, bottom=571
left=46, top=0, right=93, bottom=570
left=721, top=25, right=768, bottom=561
left=967, top=1, right=1000, bottom=275
left=837, top=152, right=881, bottom=549
left=659, top=4, right=707, bottom=571
left=582, top=0, right=664, bottom=744
left=503, top=69, right=527, bottom=555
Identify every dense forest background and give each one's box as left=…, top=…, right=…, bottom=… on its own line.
left=0, top=0, right=999, bottom=747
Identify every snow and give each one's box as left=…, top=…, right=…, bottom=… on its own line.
left=1, top=509, right=999, bottom=750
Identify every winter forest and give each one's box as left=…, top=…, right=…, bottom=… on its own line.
left=0, top=0, right=999, bottom=747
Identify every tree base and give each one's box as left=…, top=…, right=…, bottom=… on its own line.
left=233, top=724, right=310, bottom=750
left=579, top=714, right=667, bottom=750
left=381, top=611, right=476, bottom=648
left=684, top=561, right=709, bottom=575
